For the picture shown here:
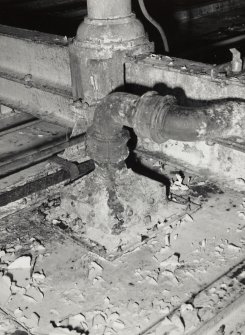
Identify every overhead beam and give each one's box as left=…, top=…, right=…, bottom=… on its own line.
left=0, top=25, right=71, bottom=92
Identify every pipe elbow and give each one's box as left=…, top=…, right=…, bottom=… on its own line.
left=91, top=92, right=138, bottom=137
left=86, top=92, right=138, bottom=165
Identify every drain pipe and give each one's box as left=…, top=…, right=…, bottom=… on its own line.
left=86, top=92, right=245, bottom=165
left=70, top=0, right=152, bottom=104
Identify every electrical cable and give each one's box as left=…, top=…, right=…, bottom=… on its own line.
left=138, top=0, right=169, bottom=52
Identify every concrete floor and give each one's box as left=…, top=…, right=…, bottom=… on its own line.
left=1, top=160, right=245, bottom=335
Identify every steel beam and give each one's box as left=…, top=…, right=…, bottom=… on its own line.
left=0, top=25, right=79, bottom=127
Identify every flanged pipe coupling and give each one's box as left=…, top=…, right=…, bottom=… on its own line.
left=133, top=91, right=177, bottom=143
left=86, top=127, right=130, bottom=166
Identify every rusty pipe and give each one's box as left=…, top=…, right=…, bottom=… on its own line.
left=87, top=0, right=132, bottom=19
left=86, top=91, right=245, bottom=164
left=133, top=91, right=245, bottom=143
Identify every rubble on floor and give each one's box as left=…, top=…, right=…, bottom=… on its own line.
left=0, top=165, right=245, bottom=335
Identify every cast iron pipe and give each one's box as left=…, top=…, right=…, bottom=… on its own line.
left=133, top=91, right=245, bottom=142
left=86, top=91, right=245, bottom=164
left=87, top=0, right=132, bottom=19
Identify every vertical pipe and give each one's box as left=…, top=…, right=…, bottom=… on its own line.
left=87, top=0, right=132, bottom=19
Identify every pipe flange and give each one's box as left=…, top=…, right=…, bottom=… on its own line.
left=86, top=127, right=130, bottom=165
left=133, top=92, right=177, bottom=143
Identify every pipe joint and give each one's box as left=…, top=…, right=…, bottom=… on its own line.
left=133, top=92, right=177, bottom=143
left=86, top=91, right=245, bottom=166
left=86, top=93, right=138, bottom=165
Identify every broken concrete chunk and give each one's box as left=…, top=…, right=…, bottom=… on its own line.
left=30, top=238, right=46, bottom=252
left=8, top=256, right=31, bottom=269
left=235, top=178, right=245, bottom=186
left=23, top=295, right=37, bottom=304
left=25, top=286, right=44, bottom=303
left=67, top=313, right=88, bottom=331
left=14, top=307, right=23, bottom=319
left=0, top=273, right=12, bottom=306
left=215, top=245, right=224, bottom=253
left=200, top=239, right=207, bottom=249
left=194, top=292, right=213, bottom=308
left=170, top=314, right=185, bottom=333
left=93, top=313, right=107, bottom=326
left=1, top=105, right=13, bottom=115
left=104, top=296, right=110, bottom=306
left=228, top=243, right=241, bottom=252
left=161, top=270, right=179, bottom=286
left=238, top=211, right=245, bottom=220
left=180, top=303, right=200, bottom=331
left=93, top=276, right=105, bottom=286
left=127, top=301, right=139, bottom=314
left=20, top=312, right=40, bottom=329
left=170, top=296, right=180, bottom=306
left=88, top=261, right=103, bottom=280
left=112, top=319, right=125, bottom=330
left=161, top=306, right=170, bottom=315
left=11, top=283, right=26, bottom=295
left=170, top=174, right=189, bottom=192
left=9, top=267, right=31, bottom=288
left=155, top=317, right=180, bottom=335
left=108, top=312, right=119, bottom=321
left=182, top=214, right=194, bottom=223
left=198, top=307, right=213, bottom=322
left=1, top=252, right=16, bottom=264
left=32, top=271, right=46, bottom=283
left=165, top=234, right=171, bottom=247
left=160, top=253, right=180, bottom=269
left=145, top=276, right=158, bottom=285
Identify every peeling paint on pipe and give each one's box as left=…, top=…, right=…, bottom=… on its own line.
left=87, top=92, right=245, bottom=164
left=134, top=92, right=245, bottom=142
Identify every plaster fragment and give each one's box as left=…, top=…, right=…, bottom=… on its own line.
left=0, top=273, right=11, bottom=306
left=20, top=312, right=40, bottom=329
left=89, top=261, right=103, bottom=280
left=112, top=319, right=125, bottom=330
left=238, top=211, right=245, bottom=220
left=235, top=178, right=245, bottom=186
left=160, top=253, right=180, bottom=269
left=32, top=271, right=46, bottom=283
left=8, top=256, right=31, bottom=269
left=227, top=243, right=241, bottom=252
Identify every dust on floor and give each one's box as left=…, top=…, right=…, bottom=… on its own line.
left=0, top=170, right=245, bottom=335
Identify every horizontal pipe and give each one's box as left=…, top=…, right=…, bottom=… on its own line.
left=88, top=92, right=245, bottom=164
left=133, top=92, right=245, bottom=142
